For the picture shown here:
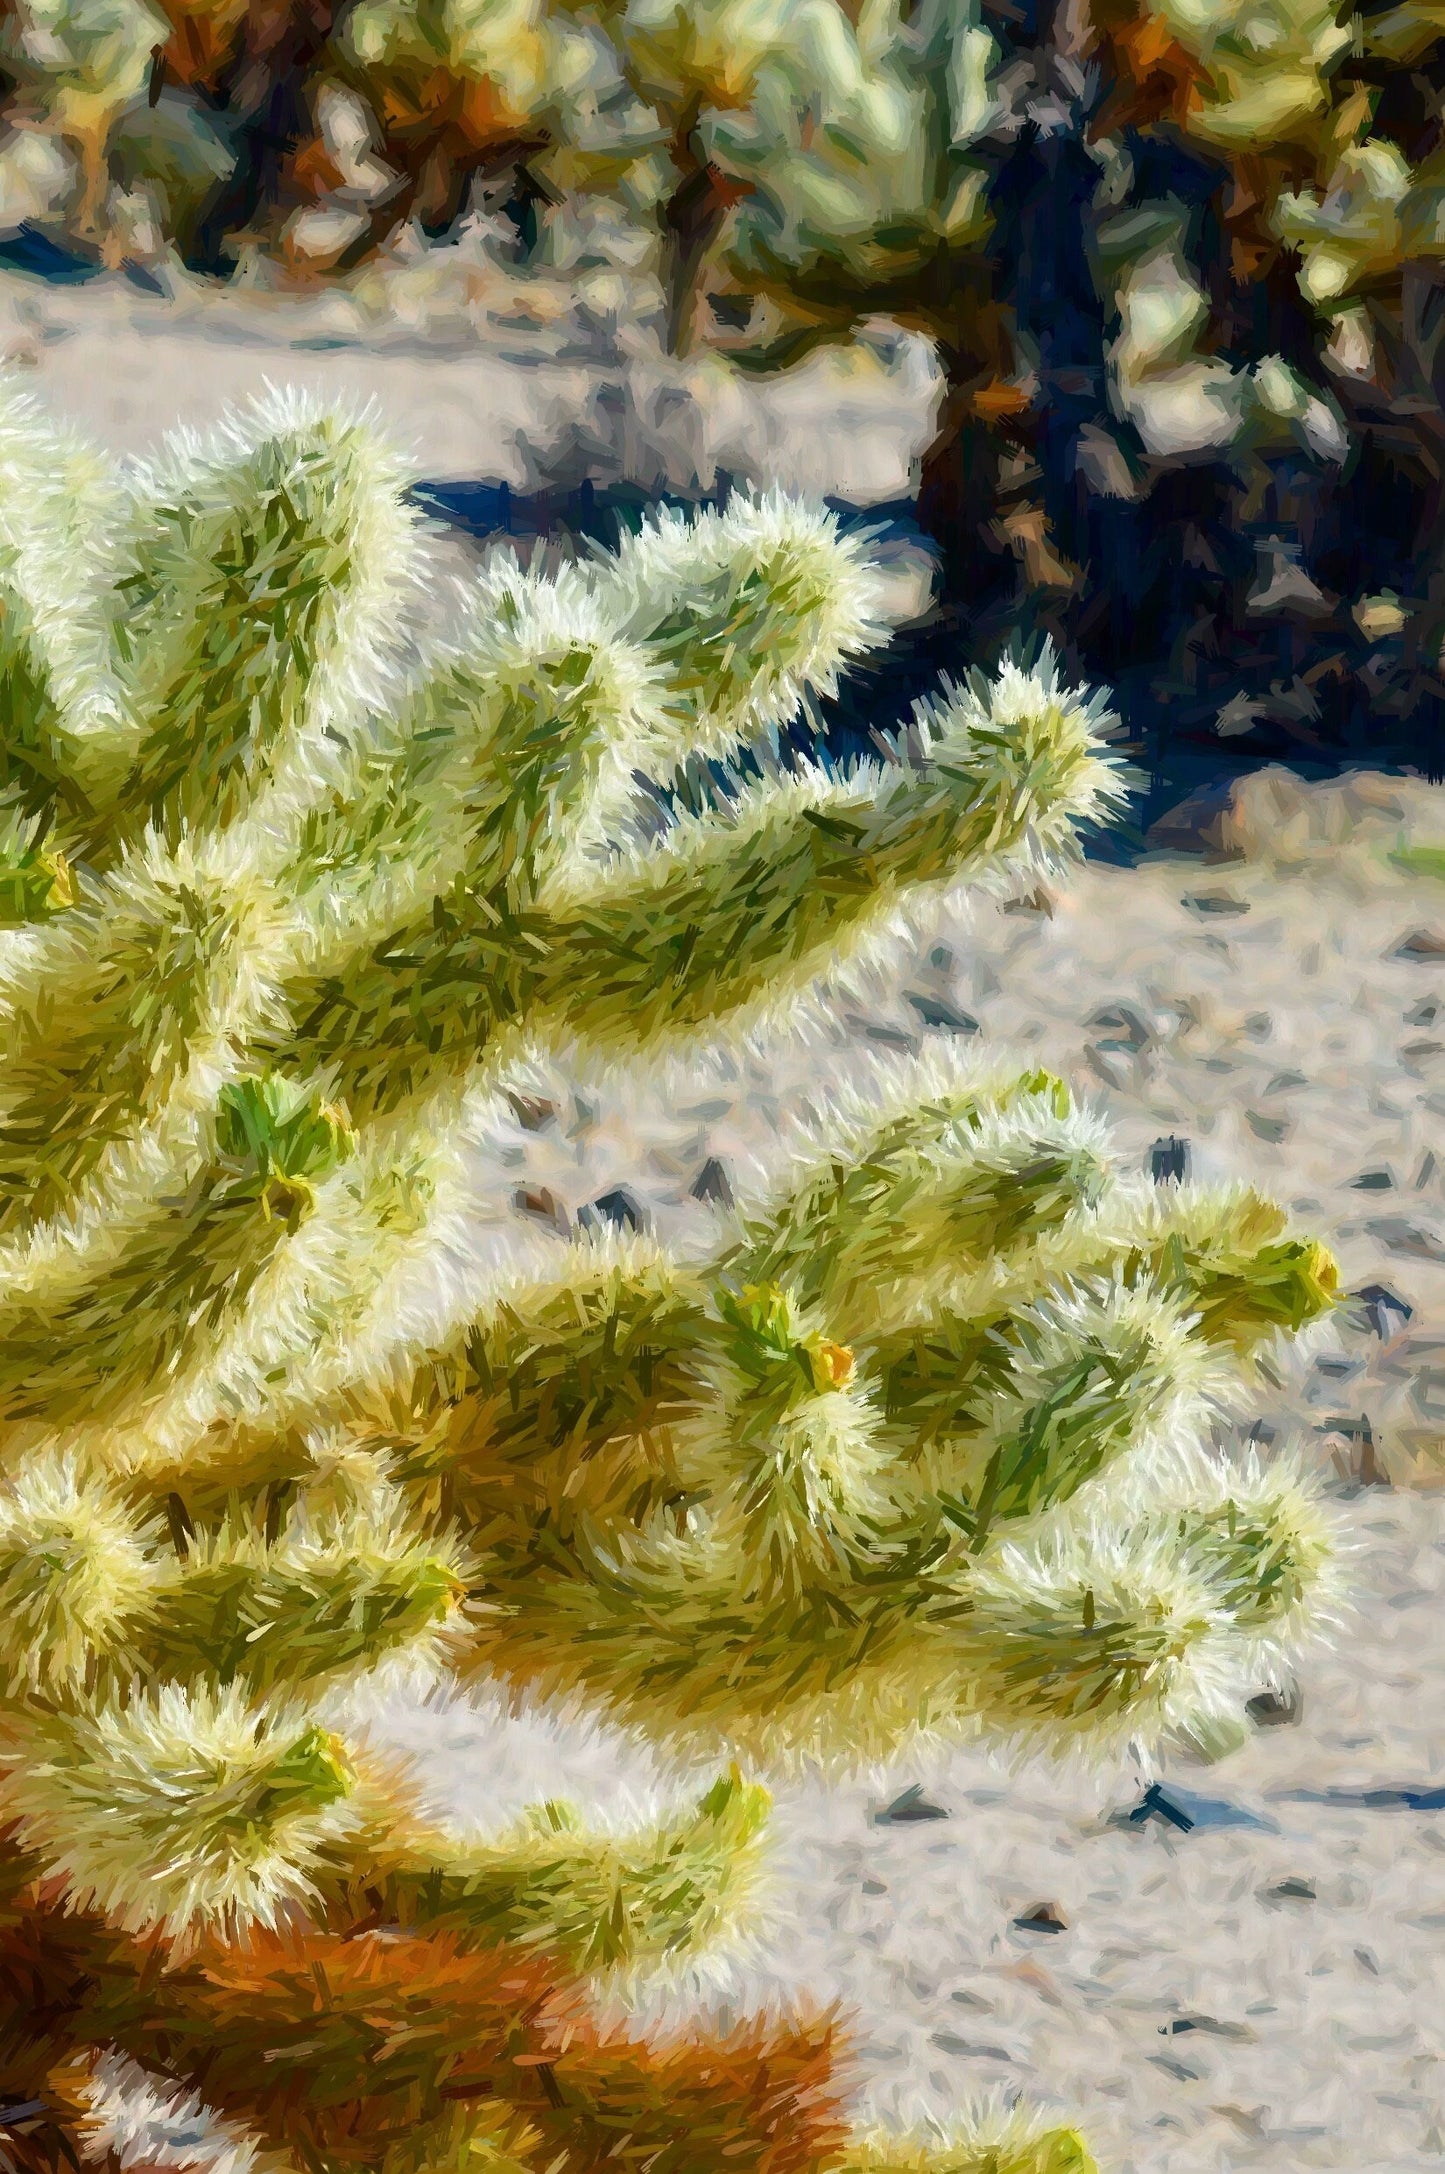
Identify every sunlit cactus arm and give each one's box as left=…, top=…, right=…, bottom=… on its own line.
left=940, top=1521, right=1245, bottom=1763
left=838, top=2111, right=1097, bottom=2174
left=0, top=391, right=419, bottom=1266
left=1153, top=1446, right=1345, bottom=1665
left=136, top=1520, right=469, bottom=1701
left=856, top=1172, right=1338, bottom=1472
left=718, top=1062, right=1109, bottom=1336
left=105, top=388, right=420, bottom=860
left=0, top=375, right=136, bottom=837
left=525, top=654, right=1125, bottom=1058
left=421, top=1295, right=1224, bottom=1766
left=288, top=551, right=678, bottom=943
left=0, top=1449, right=464, bottom=1705
left=111, top=1095, right=710, bottom=1494
left=0, top=1072, right=356, bottom=1429
left=272, top=566, right=681, bottom=1123
left=1094, top=1180, right=1341, bottom=1353
left=872, top=1277, right=1226, bottom=1551
left=0, top=840, right=289, bottom=1177
left=129, top=1232, right=720, bottom=1543
left=150, top=643, right=1127, bottom=1472
left=666, top=1278, right=895, bottom=1605
left=585, top=488, right=895, bottom=768
left=107, top=1090, right=485, bottom=1484
left=277, top=495, right=897, bottom=1119
left=442, top=1475, right=1258, bottom=1770
left=322, top=1763, right=771, bottom=1975
left=0, top=1681, right=356, bottom=1939
left=0, top=1451, right=164, bottom=1700
left=385, top=1237, right=721, bottom=1515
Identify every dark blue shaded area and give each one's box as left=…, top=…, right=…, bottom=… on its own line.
left=413, top=474, right=917, bottom=554
left=1120, top=1781, right=1277, bottom=1832
left=0, top=227, right=102, bottom=284
left=873, top=1783, right=951, bottom=1824
left=1274, top=1785, right=1445, bottom=1811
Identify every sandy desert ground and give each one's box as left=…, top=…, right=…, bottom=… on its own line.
left=0, top=261, right=942, bottom=500
left=13, top=266, right=1445, bottom=2172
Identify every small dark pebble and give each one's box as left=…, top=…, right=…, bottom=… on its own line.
left=1149, top=2052, right=1205, bottom=2082
left=515, top=1187, right=570, bottom=1235
left=1395, top=929, right=1445, bottom=961
left=1123, top=1782, right=1275, bottom=1833
left=1261, top=1876, right=1317, bottom=1903
left=865, top=1020, right=918, bottom=1050
left=1150, top=1136, right=1190, bottom=1184
left=1159, top=2015, right=1255, bottom=2042
left=929, top=2032, right=1013, bottom=2062
left=1247, top=1687, right=1303, bottom=1728
left=1352, top=1283, right=1414, bottom=1339
left=906, top=992, right=981, bottom=1036
left=874, top=1783, right=950, bottom=1825
left=1013, top=1902, right=1068, bottom=1934
left=1184, top=891, right=1251, bottom=917
left=1366, top=1216, right=1445, bottom=1264
left=690, top=1156, right=734, bottom=1208
left=1319, top=1412, right=1390, bottom=1487
left=1351, top=1169, right=1395, bottom=1190
left=861, top=1878, right=888, bottom=1896
left=1127, top=1783, right=1195, bottom=1832
left=1088, top=1004, right=1152, bottom=1052
left=505, top=1091, right=558, bottom=1131
left=579, top=1188, right=645, bottom=1234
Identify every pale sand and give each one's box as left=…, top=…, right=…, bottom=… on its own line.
left=14, top=276, right=1445, bottom=2168
left=0, top=264, right=942, bottom=500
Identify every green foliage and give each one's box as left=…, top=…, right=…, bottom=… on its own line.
left=0, top=379, right=1340, bottom=2174
left=1392, top=844, right=1445, bottom=881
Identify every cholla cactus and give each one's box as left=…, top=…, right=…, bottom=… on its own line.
left=0, top=0, right=166, bottom=236
left=0, top=378, right=1340, bottom=2174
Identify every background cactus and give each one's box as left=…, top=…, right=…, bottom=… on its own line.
left=8, top=4, right=1445, bottom=757
left=0, top=377, right=1340, bottom=2174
